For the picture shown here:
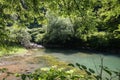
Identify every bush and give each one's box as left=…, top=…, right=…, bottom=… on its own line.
left=1, top=63, right=120, bottom=80
left=28, top=27, right=45, bottom=44
left=43, top=16, right=74, bottom=45
left=8, top=24, right=31, bottom=48
left=87, top=32, right=109, bottom=49
left=1, top=66, right=95, bottom=80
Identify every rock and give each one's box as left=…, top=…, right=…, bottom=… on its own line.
left=25, top=43, right=44, bottom=49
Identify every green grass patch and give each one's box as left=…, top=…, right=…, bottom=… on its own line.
left=0, top=45, right=27, bottom=57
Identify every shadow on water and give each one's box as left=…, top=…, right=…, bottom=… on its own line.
left=43, top=48, right=120, bottom=57
left=42, top=48, right=120, bottom=71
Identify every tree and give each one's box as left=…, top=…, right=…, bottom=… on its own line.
left=0, top=0, right=120, bottom=50
left=43, top=15, right=74, bottom=45
left=97, top=0, right=120, bottom=32
left=0, top=2, right=9, bottom=45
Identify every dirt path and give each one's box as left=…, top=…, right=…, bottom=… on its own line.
left=0, top=49, right=46, bottom=80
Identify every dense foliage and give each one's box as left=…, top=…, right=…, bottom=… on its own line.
left=0, top=0, right=120, bottom=52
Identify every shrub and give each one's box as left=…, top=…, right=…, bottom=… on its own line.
left=28, top=27, right=45, bottom=44
left=8, top=24, right=31, bottom=48
left=87, top=32, right=109, bottom=49
left=1, top=64, right=120, bottom=80
left=1, top=65, right=95, bottom=80
left=43, top=16, right=74, bottom=45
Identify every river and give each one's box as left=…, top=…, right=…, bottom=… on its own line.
left=37, top=49, right=120, bottom=71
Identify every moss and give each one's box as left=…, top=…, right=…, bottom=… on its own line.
left=26, top=55, right=67, bottom=67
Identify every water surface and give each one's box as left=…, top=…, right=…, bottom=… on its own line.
left=37, top=49, right=120, bottom=71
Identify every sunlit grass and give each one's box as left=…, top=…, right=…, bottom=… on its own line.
left=0, top=45, right=27, bottom=57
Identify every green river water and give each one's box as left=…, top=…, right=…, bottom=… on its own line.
left=37, top=49, right=120, bottom=71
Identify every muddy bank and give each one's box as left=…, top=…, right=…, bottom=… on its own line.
left=0, top=49, right=66, bottom=80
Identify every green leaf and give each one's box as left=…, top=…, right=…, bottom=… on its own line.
left=85, top=70, right=91, bottom=75
left=80, top=65, right=87, bottom=70
left=88, top=68, right=95, bottom=73
left=76, top=63, right=80, bottom=67
left=94, top=75, right=101, bottom=80
left=68, top=63, right=75, bottom=67
left=103, top=68, right=112, bottom=76
left=21, top=74, right=26, bottom=80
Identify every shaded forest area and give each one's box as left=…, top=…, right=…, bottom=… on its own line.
left=0, top=0, right=120, bottom=53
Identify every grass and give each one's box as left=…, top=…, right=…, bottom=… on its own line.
left=0, top=45, right=27, bottom=57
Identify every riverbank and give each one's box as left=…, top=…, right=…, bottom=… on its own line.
left=0, top=49, right=69, bottom=80
left=43, top=44, right=120, bottom=56
left=0, top=45, right=28, bottom=57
